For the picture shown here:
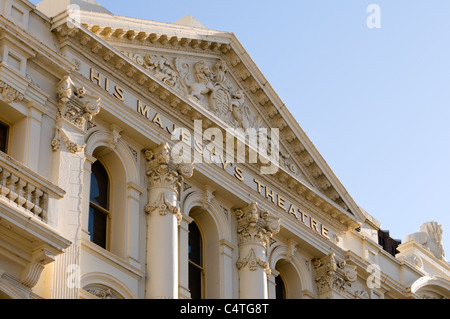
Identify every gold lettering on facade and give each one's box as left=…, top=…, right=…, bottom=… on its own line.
left=180, top=128, right=191, bottom=145
left=219, top=155, right=232, bottom=170
left=114, top=86, right=124, bottom=101
left=299, top=209, right=308, bottom=224
left=265, top=188, right=275, bottom=203
left=277, top=195, right=286, bottom=210
left=321, top=225, right=330, bottom=239
left=288, top=204, right=297, bottom=218
left=85, top=65, right=332, bottom=242
left=105, top=77, right=110, bottom=92
left=166, top=123, right=177, bottom=135
left=152, top=113, right=164, bottom=128
left=253, top=178, right=265, bottom=194
left=311, top=217, right=319, bottom=233
left=234, top=166, right=244, bottom=181
left=137, top=100, right=150, bottom=119
left=90, top=68, right=102, bottom=87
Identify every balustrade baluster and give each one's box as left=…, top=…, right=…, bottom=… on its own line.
left=15, top=179, right=27, bottom=208
left=23, top=183, right=36, bottom=212
left=6, top=174, right=18, bottom=202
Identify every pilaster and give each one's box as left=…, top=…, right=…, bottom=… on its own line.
left=51, top=74, right=101, bottom=299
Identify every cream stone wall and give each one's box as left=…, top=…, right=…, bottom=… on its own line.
left=0, top=0, right=449, bottom=300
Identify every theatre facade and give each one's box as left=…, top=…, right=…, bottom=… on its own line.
left=0, top=0, right=449, bottom=299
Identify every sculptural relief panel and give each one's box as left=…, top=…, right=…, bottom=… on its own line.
left=122, top=50, right=264, bottom=130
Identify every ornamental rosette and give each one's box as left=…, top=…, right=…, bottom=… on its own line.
left=234, top=202, right=280, bottom=248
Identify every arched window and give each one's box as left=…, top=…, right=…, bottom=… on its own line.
left=0, top=121, right=8, bottom=153
left=89, top=160, right=110, bottom=249
left=275, top=274, right=286, bottom=299
left=188, top=221, right=204, bottom=299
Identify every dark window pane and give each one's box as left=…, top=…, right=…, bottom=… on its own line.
left=189, top=264, right=202, bottom=299
left=0, top=121, right=8, bottom=153
left=275, top=275, right=286, bottom=299
left=90, top=160, right=109, bottom=209
left=89, top=160, right=109, bottom=249
left=188, top=222, right=202, bottom=266
left=89, top=206, right=107, bottom=249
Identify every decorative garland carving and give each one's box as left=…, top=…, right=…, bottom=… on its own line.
left=145, top=192, right=182, bottom=224
left=51, top=126, right=84, bottom=154
left=236, top=248, right=269, bottom=273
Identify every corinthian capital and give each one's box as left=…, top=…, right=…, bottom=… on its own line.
left=234, top=202, right=280, bottom=247
left=145, top=143, right=194, bottom=190
left=56, top=75, right=101, bottom=130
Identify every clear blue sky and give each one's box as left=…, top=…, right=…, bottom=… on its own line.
left=32, top=0, right=450, bottom=256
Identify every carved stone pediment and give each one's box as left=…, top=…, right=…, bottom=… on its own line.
left=58, top=20, right=367, bottom=229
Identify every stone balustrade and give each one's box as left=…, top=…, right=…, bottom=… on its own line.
left=0, top=152, right=64, bottom=223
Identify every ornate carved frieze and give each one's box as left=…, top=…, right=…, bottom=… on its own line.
left=234, top=202, right=280, bottom=248
left=0, top=81, right=24, bottom=103
left=313, top=253, right=357, bottom=297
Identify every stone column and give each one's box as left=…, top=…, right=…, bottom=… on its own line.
left=144, top=143, right=193, bottom=299
left=235, top=202, right=280, bottom=299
